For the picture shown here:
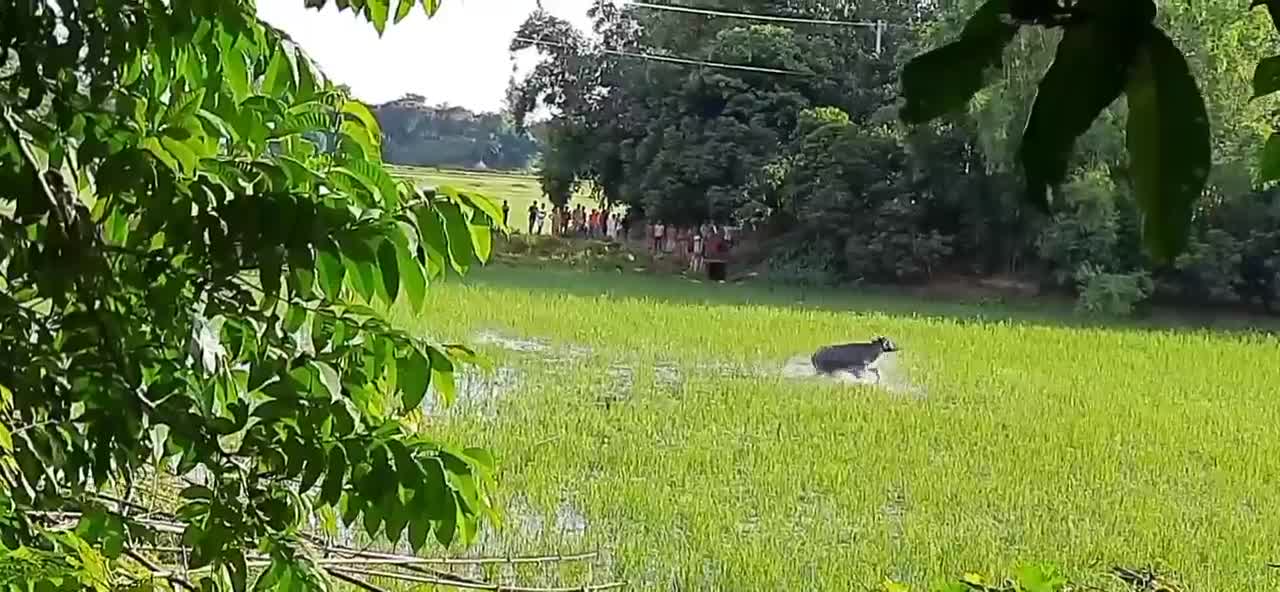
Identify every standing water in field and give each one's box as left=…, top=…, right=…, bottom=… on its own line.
left=468, top=328, right=923, bottom=398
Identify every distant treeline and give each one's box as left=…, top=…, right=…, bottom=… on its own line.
left=372, top=95, right=540, bottom=170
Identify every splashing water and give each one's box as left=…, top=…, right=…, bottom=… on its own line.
left=473, top=330, right=551, bottom=353
left=780, top=352, right=923, bottom=397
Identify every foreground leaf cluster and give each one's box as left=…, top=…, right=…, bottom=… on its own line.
left=0, top=0, right=510, bottom=590
left=902, top=0, right=1223, bottom=263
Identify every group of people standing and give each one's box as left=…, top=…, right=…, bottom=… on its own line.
left=554, top=204, right=625, bottom=240
left=648, top=223, right=734, bottom=273
left=507, top=200, right=736, bottom=275
left=524, top=201, right=547, bottom=234
left=522, top=201, right=627, bottom=240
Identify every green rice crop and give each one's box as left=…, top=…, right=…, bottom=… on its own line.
left=389, top=265, right=1280, bottom=591
left=388, top=165, right=601, bottom=231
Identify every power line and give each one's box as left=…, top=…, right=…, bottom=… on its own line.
left=513, top=36, right=816, bottom=76
left=618, top=1, right=902, bottom=55
left=621, top=1, right=905, bottom=29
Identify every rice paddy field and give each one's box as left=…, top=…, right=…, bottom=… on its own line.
left=389, top=264, right=1280, bottom=591
left=388, top=165, right=601, bottom=232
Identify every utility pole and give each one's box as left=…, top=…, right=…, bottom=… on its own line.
left=874, top=19, right=885, bottom=57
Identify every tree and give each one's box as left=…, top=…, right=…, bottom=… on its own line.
left=509, top=0, right=906, bottom=222
left=373, top=96, right=539, bottom=169
left=0, top=0, right=504, bottom=590
left=898, top=0, right=1280, bottom=264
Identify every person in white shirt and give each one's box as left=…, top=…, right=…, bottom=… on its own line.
left=690, top=231, right=704, bottom=273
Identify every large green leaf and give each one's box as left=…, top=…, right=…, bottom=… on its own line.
left=391, top=222, right=427, bottom=310
left=1252, top=55, right=1280, bottom=99
left=388, top=441, right=422, bottom=486
left=434, top=501, right=457, bottom=547
left=258, top=246, right=285, bottom=303
left=228, top=548, right=248, bottom=592
left=1014, top=564, right=1068, bottom=592
left=1018, top=20, right=1139, bottom=210
left=407, top=489, right=432, bottom=551
left=348, top=159, right=400, bottom=209
left=366, top=0, right=390, bottom=34
left=468, top=210, right=493, bottom=263
left=339, top=120, right=379, bottom=160
left=341, top=101, right=382, bottom=144
left=394, top=0, right=415, bottom=23
left=286, top=246, right=316, bottom=300
left=1252, top=0, right=1280, bottom=32
left=143, top=137, right=181, bottom=174
left=1125, top=25, right=1211, bottom=263
left=328, top=167, right=378, bottom=208
left=899, top=0, right=1018, bottom=124
left=315, top=238, right=346, bottom=300
left=382, top=490, right=409, bottom=543
left=412, top=203, right=452, bottom=277
left=375, top=238, right=400, bottom=304
left=219, top=34, right=251, bottom=104
left=396, top=348, right=430, bottom=411
left=1258, top=133, right=1280, bottom=183
left=361, top=498, right=383, bottom=536
left=319, top=445, right=348, bottom=506
left=262, top=47, right=296, bottom=97
left=455, top=190, right=505, bottom=230
left=339, top=233, right=379, bottom=301
left=165, top=87, right=206, bottom=125
left=436, top=201, right=475, bottom=273
left=426, top=346, right=456, bottom=406
left=197, top=109, right=240, bottom=143
left=296, top=51, right=321, bottom=101
left=298, top=446, right=326, bottom=493
left=283, top=305, right=308, bottom=334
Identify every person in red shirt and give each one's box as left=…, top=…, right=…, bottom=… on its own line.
left=707, top=229, right=724, bottom=258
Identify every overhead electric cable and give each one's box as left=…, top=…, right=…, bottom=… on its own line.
left=514, top=36, right=815, bottom=76
left=617, top=1, right=904, bottom=54
left=621, top=1, right=906, bottom=28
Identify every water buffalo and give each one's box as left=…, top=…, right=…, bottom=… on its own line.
left=810, top=337, right=900, bottom=383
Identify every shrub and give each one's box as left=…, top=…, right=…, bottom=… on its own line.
left=1036, top=171, right=1121, bottom=287
left=1173, top=229, right=1242, bottom=303
left=1239, top=229, right=1280, bottom=313
left=766, top=242, right=841, bottom=286
left=1074, top=263, right=1154, bottom=316
left=844, top=197, right=954, bottom=283
left=845, top=230, right=954, bottom=283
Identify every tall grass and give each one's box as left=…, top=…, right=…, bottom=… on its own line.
left=390, top=266, right=1280, bottom=591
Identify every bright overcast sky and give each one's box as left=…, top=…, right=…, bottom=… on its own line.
left=257, top=0, right=596, bottom=112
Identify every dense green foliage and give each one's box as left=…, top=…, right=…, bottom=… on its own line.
left=511, top=0, right=904, bottom=219
left=0, top=0, right=504, bottom=590
left=374, top=95, right=539, bottom=170
left=514, top=0, right=1280, bottom=315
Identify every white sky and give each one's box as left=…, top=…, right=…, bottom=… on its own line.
left=256, top=0, right=596, bottom=112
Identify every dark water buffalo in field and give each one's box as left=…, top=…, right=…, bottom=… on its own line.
left=810, top=337, right=900, bottom=383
